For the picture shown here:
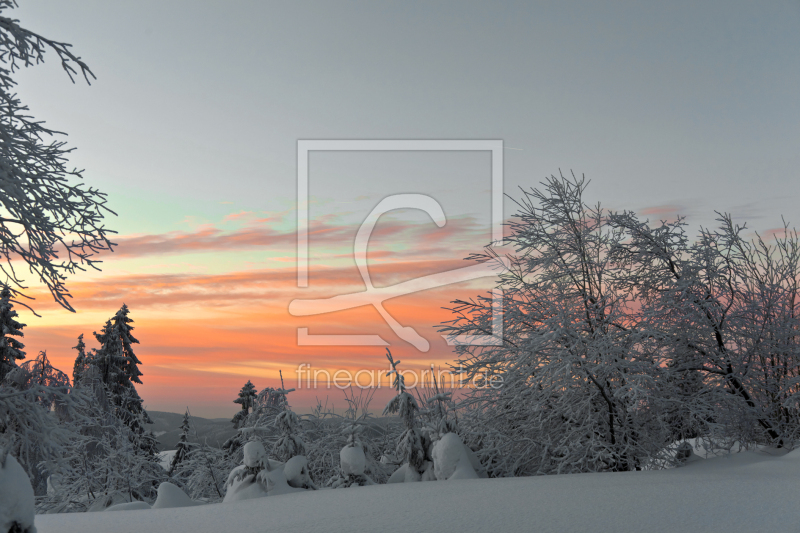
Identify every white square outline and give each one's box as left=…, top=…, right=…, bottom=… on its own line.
left=296, top=139, right=504, bottom=347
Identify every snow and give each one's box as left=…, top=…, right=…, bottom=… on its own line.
left=386, top=463, right=420, bottom=483
left=35, top=446, right=800, bottom=533
left=283, top=456, right=312, bottom=489
left=151, top=482, right=199, bottom=509
left=339, top=446, right=366, bottom=476
left=158, top=449, right=177, bottom=471
left=223, top=461, right=304, bottom=503
left=242, top=441, right=266, bottom=468
left=1, top=454, right=36, bottom=533
left=105, top=501, right=152, bottom=512
left=430, top=432, right=478, bottom=480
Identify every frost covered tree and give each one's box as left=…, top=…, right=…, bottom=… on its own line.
left=91, top=304, right=151, bottom=436
left=172, top=441, right=226, bottom=503
left=168, top=410, right=193, bottom=476
left=0, top=1, right=116, bottom=315
left=273, top=410, right=304, bottom=463
left=71, top=334, right=88, bottom=385
left=441, top=174, right=676, bottom=476
left=441, top=173, right=800, bottom=476
left=608, top=209, right=800, bottom=447
left=231, top=380, right=257, bottom=429
left=1, top=355, right=90, bottom=497
left=0, top=286, right=24, bottom=381
left=328, top=422, right=376, bottom=488
left=43, top=411, right=166, bottom=511
left=383, top=349, right=428, bottom=479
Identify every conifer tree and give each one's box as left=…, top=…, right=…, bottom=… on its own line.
left=231, top=380, right=257, bottom=429
left=72, top=334, right=88, bottom=385
left=0, top=285, right=25, bottom=381
left=383, top=349, right=426, bottom=475
left=273, top=410, right=305, bottom=462
left=169, top=410, right=194, bottom=476
left=92, top=304, right=151, bottom=434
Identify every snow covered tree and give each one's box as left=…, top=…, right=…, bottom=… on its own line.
left=44, top=411, right=166, bottom=511
left=442, top=173, right=800, bottom=476
left=91, top=304, right=151, bottom=436
left=328, top=422, right=375, bottom=488
left=608, top=210, right=800, bottom=447
left=1, top=361, right=91, bottom=497
left=172, top=441, right=226, bottom=503
left=0, top=286, right=24, bottom=382
left=231, top=381, right=257, bottom=429
left=168, top=410, right=194, bottom=476
left=273, top=410, right=304, bottom=463
left=39, top=395, right=165, bottom=512
left=440, top=174, right=674, bottom=476
left=71, top=334, right=88, bottom=385
left=383, top=349, right=427, bottom=477
left=7, top=350, right=70, bottom=415
left=0, top=1, right=116, bottom=315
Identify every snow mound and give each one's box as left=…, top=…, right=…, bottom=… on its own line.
left=431, top=432, right=478, bottom=480
left=152, top=482, right=199, bottom=509
left=243, top=441, right=267, bottom=468
left=340, top=446, right=366, bottom=476
left=87, top=491, right=130, bottom=512
left=105, top=501, right=152, bottom=511
left=284, top=456, right=314, bottom=489
left=387, top=463, right=421, bottom=483
left=223, top=461, right=304, bottom=503
left=0, top=453, right=36, bottom=533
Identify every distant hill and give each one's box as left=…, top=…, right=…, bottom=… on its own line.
left=148, top=411, right=238, bottom=451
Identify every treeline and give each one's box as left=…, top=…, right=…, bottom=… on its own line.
left=0, top=299, right=165, bottom=511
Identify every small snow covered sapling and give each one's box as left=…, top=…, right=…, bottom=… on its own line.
left=426, top=391, right=458, bottom=438
left=223, top=440, right=272, bottom=502
left=273, top=410, right=305, bottom=462
left=329, top=423, right=374, bottom=488
left=169, top=410, right=194, bottom=476
left=382, top=349, right=427, bottom=478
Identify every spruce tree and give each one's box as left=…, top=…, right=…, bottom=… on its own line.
left=92, top=304, right=151, bottom=433
left=383, top=349, right=426, bottom=475
left=72, top=334, right=88, bottom=385
left=0, top=285, right=25, bottom=381
left=169, top=410, right=193, bottom=476
left=231, top=380, right=257, bottom=429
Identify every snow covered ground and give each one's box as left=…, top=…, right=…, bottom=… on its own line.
left=157, top=450, right=177, bottom=471
left=36, top=447, right=800, bottom=533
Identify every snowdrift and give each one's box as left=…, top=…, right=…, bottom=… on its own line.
left=35, top=447, right=800, bottom=533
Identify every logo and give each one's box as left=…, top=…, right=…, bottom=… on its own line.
left=290, top=140, right=506, bottom=352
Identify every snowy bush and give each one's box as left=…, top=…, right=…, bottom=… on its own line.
left=273, top=410, right=305, bottom=462
left=171, top=443, right=227, bottom=503
left=222, top=441, right=308, bottom=502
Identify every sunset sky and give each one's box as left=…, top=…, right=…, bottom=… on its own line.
left=7, top=1, right=800, bottom=417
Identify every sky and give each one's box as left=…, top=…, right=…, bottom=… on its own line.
left=4, top=0, right=799, bottom=418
